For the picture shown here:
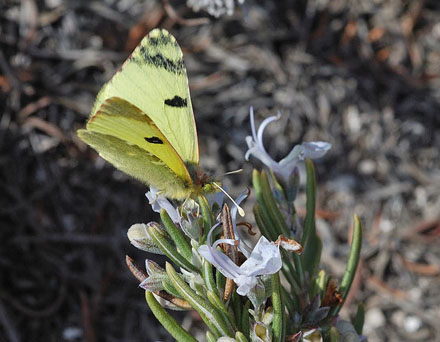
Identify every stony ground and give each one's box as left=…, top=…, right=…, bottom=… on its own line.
left=1, top=1, right=439, bottom=341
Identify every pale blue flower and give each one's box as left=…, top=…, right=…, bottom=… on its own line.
left=245, top=107, right=331, bottom=182
left=146, top=186, right=180, bottom=223
left=198, top=224, right=282, bottom=296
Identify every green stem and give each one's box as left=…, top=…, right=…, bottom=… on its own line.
left=166, top=262, right=233, bottom=338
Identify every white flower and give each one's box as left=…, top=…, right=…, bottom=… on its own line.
left=146, top=186, right=180, bottom=223
left=245, top=107, right=331, bottom=182
left=198, top=224, right=282, bottom=296
left=187, top=0, right=245, bottom=17
left=146, top=186, right=225, bottom=240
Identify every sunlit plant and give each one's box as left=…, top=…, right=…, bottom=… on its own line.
left=77, top=28, right=365, bottom=342
left=126, top=110, right=365, bottom=342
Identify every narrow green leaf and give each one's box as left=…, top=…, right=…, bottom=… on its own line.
left=148, top=225, right=199, bottom=272
left=254, top=171, right=305, bottom=291
left=329, top=326, right=341, bottom=342
left=302, top=233, right=322, bottom=283
left=162, top=279, right=184, bottom=299
left=269, top=169, right=286, bottom=202
left=292, top=252, right=306, bottom=289
left=331, top=214, right=363, bottom=316
left=254, top=203, right=299, bottom=290
left=252, top=170, right=279, bottom=240
left=166, top=262, right=233, bottom=338
left=271, top=273, right=285, bottom=342
left=313, top=270, right=326, bottom=299
left=253, top=203, right=277, bottom=241
left=259, top=170, right=290, bottom=236
left=207, top=290, right=235, bottom=331
left=301, top=158, right=321, bottom=280
left=302, top=158, right=316, bottom=244
left=241, top=300, right=250, bottom=341
left=216, top=267, right=226, bottom=297
left=203, top=259, right=220, bottom=297
left=197, top=194, right=214, bottom=239
left=281, top=287, right=297, bottom=317
left=235, top=331, right=249, bottom=342
left=160, top=209, right=192, bottom=261
left=206, top=331, right=216, bottom=342
left=232, top=292, right=242, bottom=331
left=145, top=291, right=197, bottom=342
left=352, top=303, right=365, bottom=335
left=340, top=215, right=362, bottom=299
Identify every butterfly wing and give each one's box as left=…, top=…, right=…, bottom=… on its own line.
left=78, top=97, right=193, bottom=199
left=92, top=29, right=199, bottom=169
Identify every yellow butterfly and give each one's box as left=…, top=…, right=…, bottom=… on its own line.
left=78, top=29, right=214, bottom=200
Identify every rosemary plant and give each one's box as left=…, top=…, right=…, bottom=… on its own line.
left=126, top=110, right=365, bottom=342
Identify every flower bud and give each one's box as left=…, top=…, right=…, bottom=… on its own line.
left=127, top=223, right=168, bottom=255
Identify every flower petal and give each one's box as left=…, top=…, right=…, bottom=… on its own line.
left=302, top=141, right=331, bottom=159
left=239, top=236, right=282, bottom=277
left=235, top=275, right=258, bottom=296
left=145, top=186, right=180, bottom=223
left=198, top=245, right=239, bottom=280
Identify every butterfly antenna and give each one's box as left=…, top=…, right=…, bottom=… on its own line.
left=213, top=182, right=245, bottom=217
left=223, top=169, right=243, bottom=176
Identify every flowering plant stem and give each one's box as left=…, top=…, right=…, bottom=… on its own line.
left=258, top=170, right=290, bottom=237
left=254, top=203, right=300, bottom=293
left=166, top=262, right=234, bottom=338
left=121, top=109, right=365, bottom=341
left=252, top=170, right=305, bottom=290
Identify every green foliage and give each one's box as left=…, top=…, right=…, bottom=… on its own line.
left=128, top=159, right=364, bottom=342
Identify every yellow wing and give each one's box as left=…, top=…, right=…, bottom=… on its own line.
left=82, top=96, right=192, bottom=186
left=92, top=28, right=199, bottom=168
left=78, top=129, right=191, bottom=200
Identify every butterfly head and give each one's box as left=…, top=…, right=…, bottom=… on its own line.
left=188, top=166, right=218, bottom=195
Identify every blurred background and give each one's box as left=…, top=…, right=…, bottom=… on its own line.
left=1, top=0, right=439, bottom=341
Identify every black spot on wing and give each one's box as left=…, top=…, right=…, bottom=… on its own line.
left=164, top=96, right=187, bottom=108
left=135, top=46, right=184, bottom=74
left=144, top=136, right=164, bottom=144
left=148, top=30, right=177, bottom=47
